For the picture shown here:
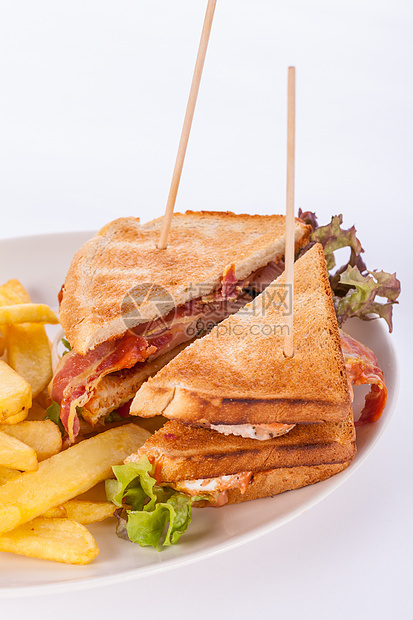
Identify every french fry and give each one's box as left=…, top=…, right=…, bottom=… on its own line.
left=0, top=279, right=53, bottom=398
left=0, top=466, right=20, bottom=486
left=0, top=333, right=4, bottom=357
left=0, top=360, right=32, bottom=422
left=0, top=431, right=38, bottom=472
left=0, top=423, right=151, bottom=534
left=42, top=505, right=67, bottom=518
left=0, top=303, right=58, bottom=326
left=0, top=409, right=28, bottom=425
left=0, top=421, right=62, bottom=461
left=5, top=324, right=53, bottom=398
left=43, top=500, right=116, bottom=524
left=63, top=500, right=116, bottom=524
left=0, top=517, right=99, bottom=565
left=0, top=280, right=30, bottom=305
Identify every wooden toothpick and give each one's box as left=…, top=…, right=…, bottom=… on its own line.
left=284, top=66, right=296, bottom=358
left=158, top=0, right=217, bottom=249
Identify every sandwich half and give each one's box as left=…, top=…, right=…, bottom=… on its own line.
left=50, top=211, right=310, bottom=441
left=125, top=412, right=356, bottom=507
left=130, top=243, right=352, bottom=436
left=107, top=404, right=356, bottom=547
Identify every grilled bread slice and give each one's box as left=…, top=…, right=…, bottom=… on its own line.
left=59, top=211, right=310, bottom=354
left=221, top=462, right=352, bottom=505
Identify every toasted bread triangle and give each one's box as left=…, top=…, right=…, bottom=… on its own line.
left=59, top=211, right=310, bottom=354
left=131, top=244, right=351, bottom=424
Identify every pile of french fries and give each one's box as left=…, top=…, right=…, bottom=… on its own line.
left=0, top=279, right=150, bottom=565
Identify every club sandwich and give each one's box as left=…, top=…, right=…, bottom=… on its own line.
left=106, top=216, right=391, bottom=548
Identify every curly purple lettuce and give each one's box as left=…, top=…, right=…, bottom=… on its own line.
left=298, top=210, right=400, bottom=332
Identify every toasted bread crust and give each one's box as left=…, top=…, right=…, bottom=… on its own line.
left=131, top=244, right=351, bottom=424
left=195, top=461, right=352, bottom=506
left=133, top=412, right=356, bottom=481
left=133, top=387, right=350, bottom=425
left=60, top=212, right=310, bottom=354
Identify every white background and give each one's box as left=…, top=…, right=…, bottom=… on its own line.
left=1, top=1, right=412, bottom=618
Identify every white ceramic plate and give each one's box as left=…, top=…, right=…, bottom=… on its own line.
left=0, top=232, right=399, bottom=597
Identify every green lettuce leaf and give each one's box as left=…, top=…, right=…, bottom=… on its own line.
left=45, top=400, right=65, bottom=435
left=333, top=266, right=400, bottom=332
left=106, top=457, right=207, bottom=549
left=298, top=209, right=400, bottom=331
left=61, top=337, right=72, bottom=355
left=163, top=492, right=197, bottom=546
left=369, top=270, right=400, bottom=301
left=125, top=491, right=198, bottom=549
left=104, top=411, right=125, bottom=424
left=107, top=457, right=157, bottom=511
left=126, top=503, right=173, bottom=549
left=310, top=214, right=363, bottom=271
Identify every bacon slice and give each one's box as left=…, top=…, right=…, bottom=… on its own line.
left=219, top=261, right=284, bottom=302
left=221, top=264, right=238, bottom=300
left=340, top=329, right=388, bottom=426
left=51, top=333, right=155, bottom=442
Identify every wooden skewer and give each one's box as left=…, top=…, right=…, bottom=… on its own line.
left=158, top=0, right=217, bottom=249
left=283, top=66, right=296, bottom=358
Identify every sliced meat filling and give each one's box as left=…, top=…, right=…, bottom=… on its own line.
left=339, top=329, right=388, bottom=426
